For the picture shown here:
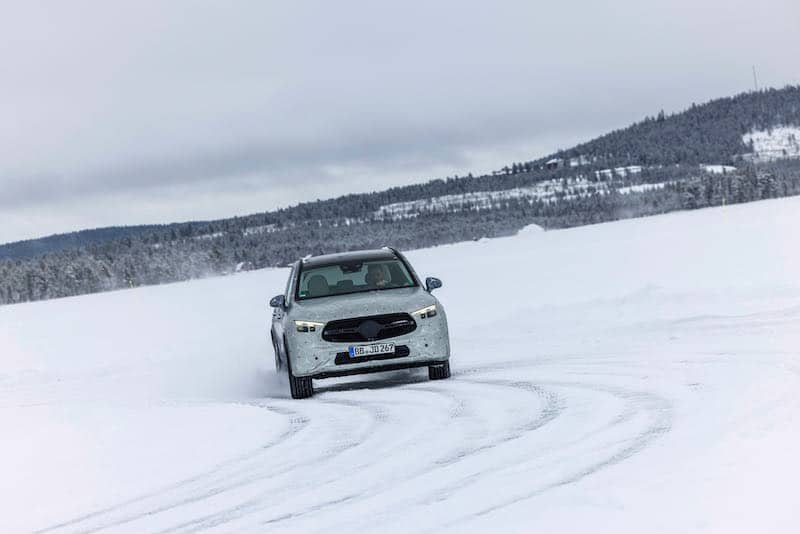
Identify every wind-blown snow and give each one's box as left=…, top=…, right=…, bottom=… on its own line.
left=2, top=197, right=800, bottom=533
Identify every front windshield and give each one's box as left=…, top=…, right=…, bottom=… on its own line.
left=296, top=258, right=417, bottom=300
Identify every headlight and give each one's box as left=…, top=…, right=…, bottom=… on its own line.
left=411, top=304, right=437, bottom=319
left=295, top=320, right=324, bottom=333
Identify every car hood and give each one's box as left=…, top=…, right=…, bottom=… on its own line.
left=290, top=287, right=435, bottom=322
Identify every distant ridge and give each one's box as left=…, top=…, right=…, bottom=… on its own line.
left=0, top=225, right=164, bottom=261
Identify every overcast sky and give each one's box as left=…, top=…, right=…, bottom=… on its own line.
left=1, top=0, right=798, bottom=244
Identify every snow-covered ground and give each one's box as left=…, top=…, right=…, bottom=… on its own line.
left=743, top=126, right=800, bottom=161
left=700, top=164, right=737, bottom=174
left=374, top=176, right=658, bottom=220
left=2, top=197, right=800, bottom=533
left=594, top=164, right=643, bottom=180
left=374, top=177, right=602, bottom=220
left=616, top=181, right=669, bottom=194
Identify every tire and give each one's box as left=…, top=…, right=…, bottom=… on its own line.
left=285, top=342, right=314, bottom=399
left=428, top=361, right=451, bottom=380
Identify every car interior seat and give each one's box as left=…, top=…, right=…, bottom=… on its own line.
left=307, top=274, right=330, bottom=297
left=386, top=263, right=409, bottom=286
left=335, top=279, right=354, bottom=293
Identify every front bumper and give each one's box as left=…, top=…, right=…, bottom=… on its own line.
left=287, top=312, right=450, bottom=378
left=309, top=359, right=448, bottom=380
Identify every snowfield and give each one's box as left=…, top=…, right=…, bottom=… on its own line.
left=743, top=126, right=800, bottom=161
left=2, top=197, right=800, bottom=533
left=374, top=177, right=605, bottom=220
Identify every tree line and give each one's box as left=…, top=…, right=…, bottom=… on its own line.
left=2, top=159, right=799, bottom=306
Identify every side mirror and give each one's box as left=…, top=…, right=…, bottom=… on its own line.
left=425, top=277, right=443, bottom=292
left=269, top=294, right=286, bottom=308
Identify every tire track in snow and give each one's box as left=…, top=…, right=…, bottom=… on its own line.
left=431, top=376, right=673, bottom=530
left=35, top=404, right=309, bottom=534
left=216, top=374, right=564, bottom=532
left=308, top=368, right=671, bottom=533
left=466, top=390, right=671, bottom=520
left=158, top=387, right=474, bottom=533
left=38, top=359, right=673, bottom=534
left=154, top=397, right=398, bottom=534
left=37, top=398, right=377, bottom=534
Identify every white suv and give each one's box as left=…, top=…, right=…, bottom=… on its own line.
left=269, top=247, right=451, bottom=399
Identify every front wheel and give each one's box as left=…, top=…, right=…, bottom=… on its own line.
left=428, top=361, right=451, bottom=380
left=285, top=347, right=314, bottom=399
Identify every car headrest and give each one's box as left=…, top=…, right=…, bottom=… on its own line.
left=307, top=274, right=330, bottom=297
left=336, top=280, right=354, bottom=290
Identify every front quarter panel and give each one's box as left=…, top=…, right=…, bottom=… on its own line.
left=271, top=263, right=298, bottom=368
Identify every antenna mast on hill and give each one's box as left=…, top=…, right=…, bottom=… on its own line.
left=752, top=65, right=759, bottom=91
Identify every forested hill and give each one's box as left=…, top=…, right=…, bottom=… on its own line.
left=541, top=86, right=800, bottom=167
left=2, top=86, right=800, bottom=305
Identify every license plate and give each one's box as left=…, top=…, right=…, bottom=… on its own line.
left=348, top=342, right=395, bottom=358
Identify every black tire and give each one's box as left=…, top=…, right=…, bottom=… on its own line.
left=285, top=343, right=314, bottom=399
left=428, top=361, right=451, bottom=380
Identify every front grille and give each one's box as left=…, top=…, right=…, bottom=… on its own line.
left=335, top=345, right=411, bottom=365
left=322, top=313, right=416, bottom=342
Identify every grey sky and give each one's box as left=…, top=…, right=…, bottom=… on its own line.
left=1, top=0, right=798, bottom=243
